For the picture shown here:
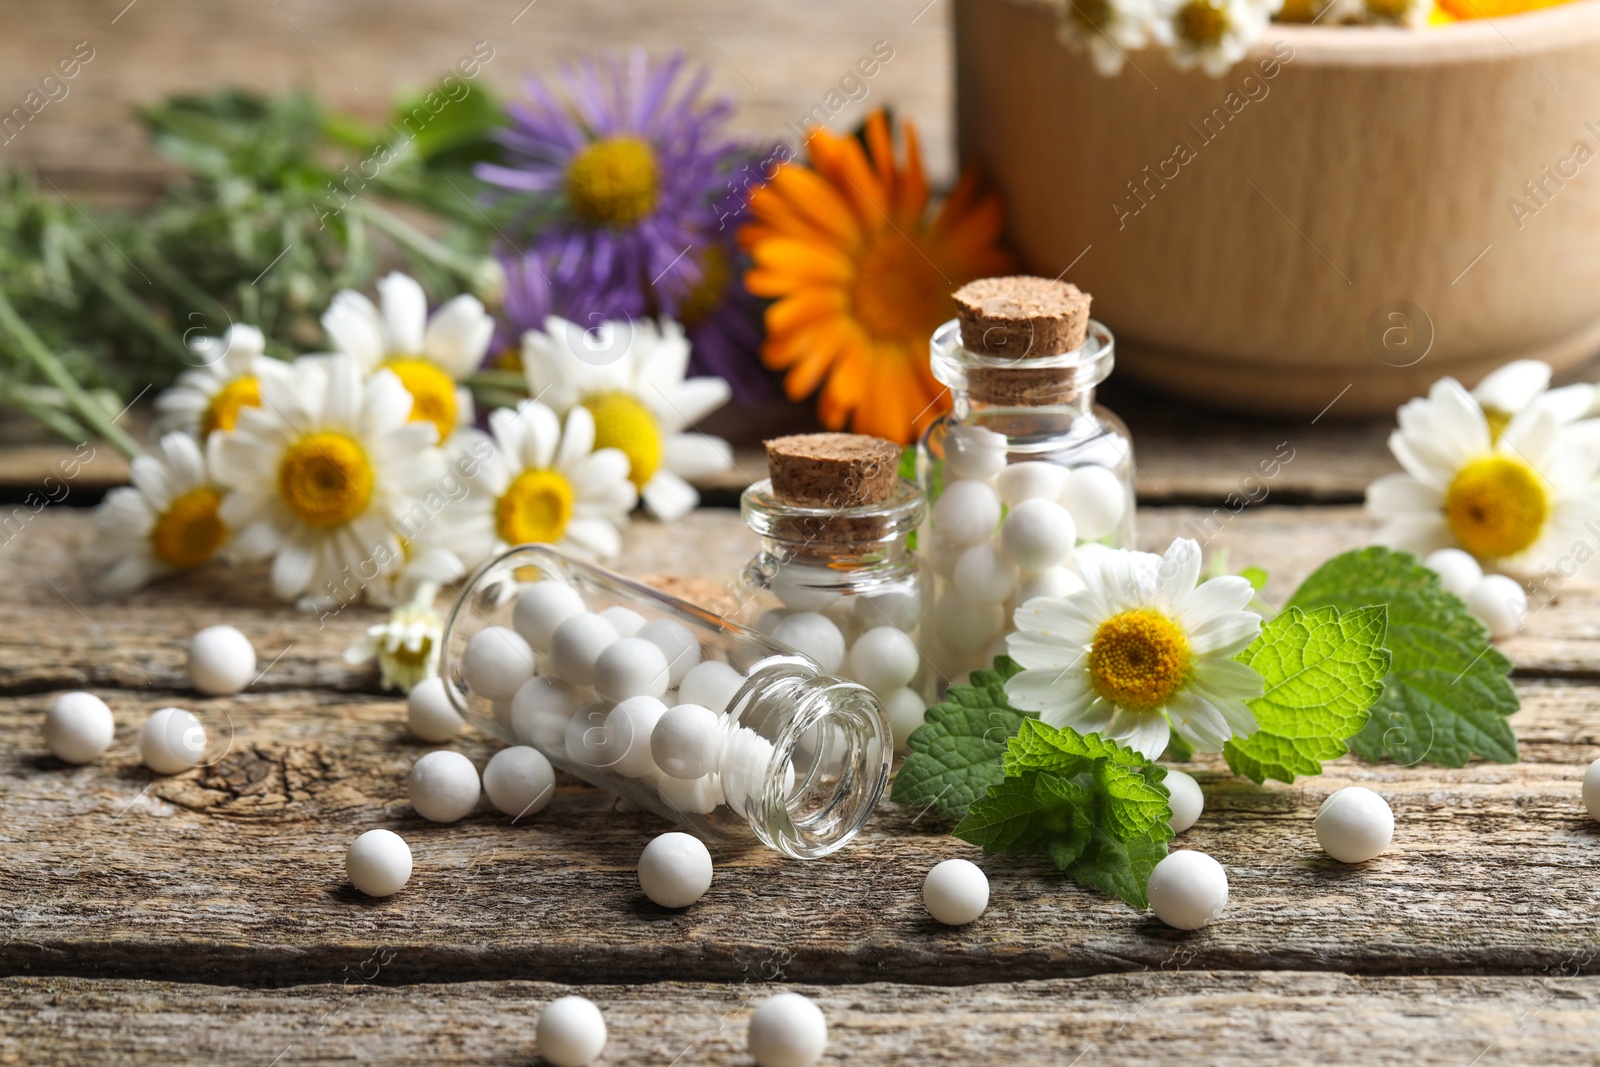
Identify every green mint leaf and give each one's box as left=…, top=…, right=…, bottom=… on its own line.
left=1065, top=823, right=1173, bottom=910
left=890, top=657, right=1032, bottom=821
left=1222, top=605, right=1391, bottom=784
left=1286, top=547, right=1518, bottom=767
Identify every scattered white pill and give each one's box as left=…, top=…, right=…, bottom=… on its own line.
left=934, top=593, right=1004, bottom=653
left=564, top=701, right=613, bottom=767
left=1164, top=769, right=1203, bottom=833
left=847, top=626, right=921, bottom=695
left=1466, top=574, right=1528, bottom=640
left=1146, top=849, right=1229, bottom=930
left=953, top=542, right=1019, bottom=605
left=513, top=580, right=587, bottom=652
left=932, top=479, right=1002, bottom=547
left=536, top=995, right=608, bottom=1067
left=140, top=707, right=206, bottom=774
left=749, top=992, right=828, bottom=1067
left=1061, top=465, right=1126, bottom=541
left=44, top=692, right=114, bottom=764
left=345, top=828, right=412, bottom=898
left=1584, top=758, right=1600, bottom=821
left=883, top=687, right=928, bottom=750
left=482, top=746, right=555, bottom=819
left=549, top=612, right=620, bottom=686
left=187, top=625, right=256, bottom=696
left=592, top=637, right=671, bottom=703
left=678, top=660, right=746, bottom=714
left=997, top=461, right=1068, bottom=507
left=1000, top=498, right=1076, bottom=571
left=652, top=703, right=724, bottom=780
left=944, top=424, right=1008, bottom=481
left=855, top=587, right=921, bottom=632
left=637, top=831, right=714, bottom=908
left=604, top=696, right=668, bottom=777
left=656, top=770, right=725, bottom=814
left=1424, top=547, right=1483, bottom=599
left=922, top=858, right=989, bottom=925
left=1016, top=565, right=1086, bottom=606
left=638, top=617, right=701, bottom=685
left=408, top=750, right=480, bottom=823
left=407, top=677, right=464, bottom=742
left=1314, top=786, right=1394, bottom=863
left=598, top=605, right=647, bottom=638
left=771, top=612, right=846, bottom=673
left=462, top=626, right=536, bottom=700
left=509, top=676, right=581, bottom=749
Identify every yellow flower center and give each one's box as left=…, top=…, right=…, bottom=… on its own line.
left=850, top=234, right=952, bottom=344
left=149, top=486, right=228, bottom=569
left=1483, top=407, right=1512, bottom=444
left=1443, top=454, right=1548, bottom=560
left=495, top=468, right=576, bottom=545
left=1177, top=0, right=1230, bottom=44
left=381, top=357, right=458, bottom=443
left=201, top=376, right=261, bottom=437
left=278, top=432, right=375, bottom=528
left=1088, top=609, right=1192, bottom=713
left=585, top=391, right=662, bottom=489
left=566, top=136, right=659, bottom=228
left=678, top=243, right=732, bottom=330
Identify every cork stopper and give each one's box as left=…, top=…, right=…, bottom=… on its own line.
left=765, top=433, right=901, bottom=508
left=950, top=276, right=1094, bottom=405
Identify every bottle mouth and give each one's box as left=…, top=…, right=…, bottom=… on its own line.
left=930, top=317, right=1115, bottom=400
left=741, top=477, right=925, bottom=552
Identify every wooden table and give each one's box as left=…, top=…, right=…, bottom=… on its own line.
left=3, top=401, right=1600, bottom=1066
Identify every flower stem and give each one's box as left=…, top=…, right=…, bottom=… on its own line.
left=352, top=200, right=486, bottom=287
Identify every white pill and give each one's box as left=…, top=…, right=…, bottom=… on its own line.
left=1584, top=757, right=1600, bottom=821
left=855, top=587, right=921, bottom=632
left=884, top=688, right=928, bottom=750
left=927, top=529, right=965, bottom=578
left=953, top=542, right=1019, bottom=605
left=549, top=612, right=619, bottom=686
left=678, top=660, right=746, bottom=714
left=755, top=608, right=789, bottom=635
left=598, top=605, right=646, bottom=638
left=771, top=612, right=846, bottom=673
left=513, top=580, right=587, bottom=651
left=656, top=771, right=725, bottom=814
left=934, top=592, right=1004, bottom=653
left=139, top=707, right=206, bottom=774
left=720, top=727, right=776, bottom=816
left=847, top=626, right=921, bottom=694
left=1165, top=769, right=1204, bottom=833
left=345, top=828, right=412, bottom=898
left=944, top=424, right=1007, bottom=481
left=564, top=701, right=613, bottom=766
left=536, top=995, right=607, bottom=1067
left=997, top=461, right=1068, bottom=506
left=637, top=831, right=714, bottom=908
left=1424, top=547, right=1482, bottom=599
left=408, top=750, right=480, bottom=823
left=1146, top=849, right=1229, bottom=930
left=932, top=479, right=1002, bottom=547
left=638, top=617, right=702, bottom=685
left=749, top=992, right=828, bottom=1067
left=44, top=692, right=114, bottom=764
left=922, top=858, right=989, bottom=925
left=1314, top=786, right=1394, bottom=863
left=1061, top=466, right=1126, bottom=541
left=509, top=676, right=581, bottom=748
left=462, top=626, right=535, bottom=700
left=604, top=696, right=668, bottom=777
left=1465, top=574, right=1527, bottom=640
left=1016, top=565, right=1086, bottom=606
left=482, top=746, right=555, bottom=819
left=593, top=637, right=671, bottom=703
left=187, top=625, right=256, bottom=696
left=771, top=563, right=841, bottom=612
left=407, top=677, right=464, bottom=742
left=652, top=703, right=724, bottom=779
left=1001, top=498, right=1076, bottom=571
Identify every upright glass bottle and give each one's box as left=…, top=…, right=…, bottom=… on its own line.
left=439, top=545, right=890, bottom=859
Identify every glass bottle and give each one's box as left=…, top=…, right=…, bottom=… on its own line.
left=736, top=476, right=935, bottom=750
left=439, top=544, right=890, bottom=860
left=918, top=317, right=1136, bottom=681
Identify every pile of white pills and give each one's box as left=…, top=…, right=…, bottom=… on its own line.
left=1423, top=548, right=1528, bottom=640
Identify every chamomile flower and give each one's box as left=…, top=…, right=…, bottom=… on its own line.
left=322, top=272, right=495, bottom=443
left=90, top=432, right=230, bottom=593
left=1366, top=377, right=1600, bottom=576
left=1472, top=360, right=1598, bottom=439
left=1005, top=538, right=1264, bottom=760
left=521, top=315, right=731, bottom=521
left=344, top=596, right=445, bottom=691
left=154, top=324, right=285, bottom=439
left=208, top=354, right=445, bottom=604
left=1051, top=0, right=1158, bottom=77
left=1155, top=0, right=1279, bottom=77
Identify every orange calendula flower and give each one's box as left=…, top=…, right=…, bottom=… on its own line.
left=740, top=111, right=1013, bottom=445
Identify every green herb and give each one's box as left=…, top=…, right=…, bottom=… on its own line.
left=954, top=720, right=1173, bottom=908
left=1286, top=546, right=1518, bottom=767
left=1222, top=605, right=1390, bottom=784
left=889, top=657, right=1033, bottom=821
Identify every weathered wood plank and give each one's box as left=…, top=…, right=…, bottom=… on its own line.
left=4, top=973, right=1599, bottom=1066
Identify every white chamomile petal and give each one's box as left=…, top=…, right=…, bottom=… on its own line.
left=423, top=294, right=495, bottom=379
left=1473, top=360, right=1551, bottom=415
left=90, top=433, right=228, bottom=595
left=377, top=272, right=429, bottom=357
